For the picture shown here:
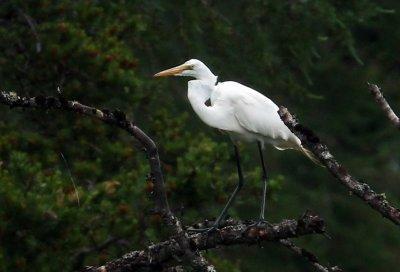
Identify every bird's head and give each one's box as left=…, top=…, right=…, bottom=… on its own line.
left=154, top=59, right=217, bottom=83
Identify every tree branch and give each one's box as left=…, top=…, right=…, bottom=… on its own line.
left=192, top=215, right=342, bottom=272
left=0, top=91, right=214, bottom=271
left=83, top=212, right=328, bottom=271
left=278, top=106, right=400, bottom=226
left=368, top=83, right=400, bottom=129
left=279, top=239, right=342, bottom=272
left=17, top=8, right=42, bottom=53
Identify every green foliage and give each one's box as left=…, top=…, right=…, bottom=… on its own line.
left=1, top=0, right=400, bottom=271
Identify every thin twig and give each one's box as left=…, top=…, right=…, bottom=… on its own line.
left=17, top=8, right=42, bottom=53
left=279, top=239, right=342, bottom=272
left=60, top=152, right=80, bottom=207
left=368, top=83, right=400, bottom=129
left=72, top=236, right=128, bottom=270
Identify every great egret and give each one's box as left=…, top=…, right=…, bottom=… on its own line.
left=154, top=59, right=319, bottom=232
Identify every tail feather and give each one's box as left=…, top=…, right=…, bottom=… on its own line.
left=300, top=146, right=325, bottom=167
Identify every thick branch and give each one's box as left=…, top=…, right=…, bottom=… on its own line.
left=368, top=83, right=400, bottom=129
left=193, top=215, right=342, bottom=272
left=278, top=106, right=400, bottom=226
left=83, top=212, right=327, bottom=271
left=0, top=91, right=214, bottom=271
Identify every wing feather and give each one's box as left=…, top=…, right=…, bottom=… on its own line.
left=215, top=81, right=300, bottom=149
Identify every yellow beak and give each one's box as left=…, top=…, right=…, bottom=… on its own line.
left=153, top=64, right=190, bottom=77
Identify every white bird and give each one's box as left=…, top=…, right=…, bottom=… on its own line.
left=154, top=59, right=320, bottom=232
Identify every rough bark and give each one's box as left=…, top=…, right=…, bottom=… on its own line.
left=368, top=83, right=400, bottom=129
left=278, top=106, right=400, bottom=226
left=83, top=212, right=328, bottom=272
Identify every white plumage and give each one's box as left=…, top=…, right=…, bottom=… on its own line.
left=155, top=59, right=317, bottom=163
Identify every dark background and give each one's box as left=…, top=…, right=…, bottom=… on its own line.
left=0, top=1, right=399, bottom=271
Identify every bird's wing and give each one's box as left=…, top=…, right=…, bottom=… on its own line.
left=216, top=81, right=300, bottom=149
left=234, top=99, right=300, bottom=149
left=234, top=96, right=285, bottom=137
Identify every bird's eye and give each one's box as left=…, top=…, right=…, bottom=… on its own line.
left=190, top=65, right=195, bottom=69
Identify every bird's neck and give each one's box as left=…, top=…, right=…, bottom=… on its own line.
left=187, top=80, right=214, bottom=104
left=195, top=68, right=218, bottom=85
left=199, top=74, right=218, bottom=85
left=187, top=80, right=217, bottom=127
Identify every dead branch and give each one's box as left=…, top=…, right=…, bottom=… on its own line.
left=368, top=83, right=400, bottom=129
left=0, top=91, right=214, bottom=271
left=83, top=212, right=328, bottom=271
left=279, top=239, right=342, bottom=272
left=191, top=215, right=342, bottom=272
left=278, top=106, right=400, bottom=226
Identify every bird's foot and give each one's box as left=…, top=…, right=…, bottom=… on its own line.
left=249, top=219, right=273, bottom=228
left=187, top=225, right=219, bottom=234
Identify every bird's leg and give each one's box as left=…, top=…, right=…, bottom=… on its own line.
left=214, top=144, right=244, bottom=225
left=258, top=141, right=268, bottom=221
left=250, top=141, right=272, bottom=228
left=188, top=144, right=244, bottom=233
